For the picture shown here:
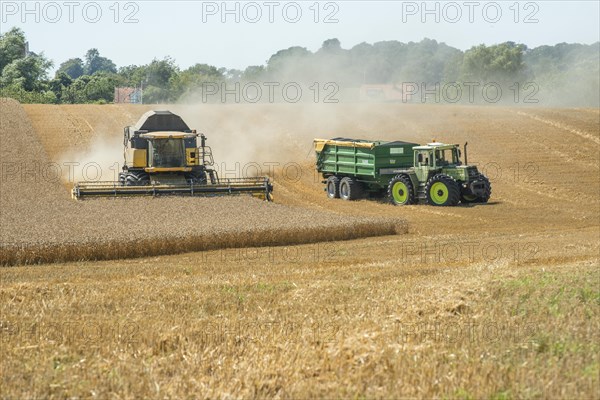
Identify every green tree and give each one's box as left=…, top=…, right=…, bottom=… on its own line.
left=118, top=64, right=147, bottom=86
left=84, top=48, right=117, bottom=75
left=142, top=85, right=170, bottom=104
left=56, top=58, right=84, bottom=79
left=48, top=72, right=73, bottom=102
left=524, top=42, right=599, bottom=106
left=312, top=38, right=351, bottom=83
left=1, top=53, right=52, bottom=91
left=61, top=73, right=121, bottom=103
left=172, top=63, right=223, bottom=100
left=0, top=27, right=27, bottom=73
left=223, top=68, right=242, bottom=81
left=64, top=75, right=91, bottom=103
left=461, top=42, right=527, bottom=83
left=84, top=72, right=120, bottom=103
left=320, top=38, right=342, bottom=53
left=145, top=57, right=178, bottom=89
left=242, top=65, right=265, bottom=81
left=266, top=46, right=312, bottom=81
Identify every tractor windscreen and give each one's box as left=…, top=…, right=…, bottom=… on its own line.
left=435, top=149, right=460, bottom=166
left=149, top=138, right=186, bottom=168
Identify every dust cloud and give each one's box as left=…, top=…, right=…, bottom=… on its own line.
left=59, top=133, right=123, bottom=183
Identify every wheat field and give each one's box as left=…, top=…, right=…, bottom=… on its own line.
left=0, top=99, right=598, bottom=398
left=0, top=98, right=402, bottom=266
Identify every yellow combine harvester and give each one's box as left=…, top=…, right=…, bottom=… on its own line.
left=72, top=111, right=273, bottom=200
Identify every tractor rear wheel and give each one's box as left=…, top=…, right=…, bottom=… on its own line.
left=339, top=177, right=363, bottom=201
left=388, top=175, right=415, bottom=205
left=426, top=174, right=460, bottom=206
left=326, top=176, right=340, bottom=199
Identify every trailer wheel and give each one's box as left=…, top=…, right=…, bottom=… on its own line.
left=326, top=176, right=340, bottom=199
left=426, top=174, right=460, bottom=206
left=339, top=177, right=363, bottom=201
left=388, top=175, right=415, bottom=205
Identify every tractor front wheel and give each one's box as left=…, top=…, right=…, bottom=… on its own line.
left=388, top=175, right=415, bottom=205
left=461, top=174, right=492, bottom=204
left=460, top=193, right=479, bottom=203
left=426, top=174, right=460, bottom=206
left=475, top=174, right=492, bottom=203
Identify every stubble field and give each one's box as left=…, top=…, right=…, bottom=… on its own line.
left=0, top=99, right=598, bottom=398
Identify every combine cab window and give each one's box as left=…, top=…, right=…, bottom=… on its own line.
left=149, top=139, right=185, bottom=168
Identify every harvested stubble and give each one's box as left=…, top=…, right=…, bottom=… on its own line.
left=0, top=98, right=403, bottom=266
left=1, top=242, right=598, bottom=398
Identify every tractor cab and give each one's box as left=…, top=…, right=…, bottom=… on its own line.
left=412, top=142, right=463, bottom=183
left=413, top=142, right=461, bottom=169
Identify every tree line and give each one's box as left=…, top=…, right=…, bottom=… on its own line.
left=0, top=28, right=598, bottom=105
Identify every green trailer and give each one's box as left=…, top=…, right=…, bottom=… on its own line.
left=314, top=137, right=491, bottom=206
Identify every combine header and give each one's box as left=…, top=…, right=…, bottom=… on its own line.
left=72, top=111, right=272, bottom=201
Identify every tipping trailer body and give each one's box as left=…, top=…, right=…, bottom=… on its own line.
left=314, top=137, right=419, bottom=189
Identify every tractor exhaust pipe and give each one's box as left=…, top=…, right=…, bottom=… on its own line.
left=464, top=142, right=468, bottom=165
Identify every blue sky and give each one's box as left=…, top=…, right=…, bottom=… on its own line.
left=2, top=1, right=599, bottom=72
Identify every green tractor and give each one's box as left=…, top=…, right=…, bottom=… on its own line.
left=314, top=138, right=491, bottom=206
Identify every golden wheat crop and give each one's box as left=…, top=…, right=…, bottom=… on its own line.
left=0, top=98, right=404, bottom=266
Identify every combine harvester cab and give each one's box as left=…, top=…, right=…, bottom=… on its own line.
left=72, top=111, right=273, bottom=201
left=314, top=137, right=491, bottom=206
